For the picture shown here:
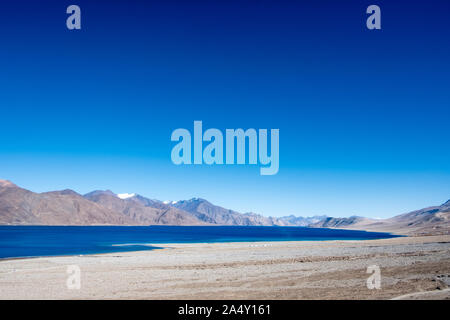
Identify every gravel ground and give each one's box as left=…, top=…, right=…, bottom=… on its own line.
left=0, top=235, right=449, bottom=299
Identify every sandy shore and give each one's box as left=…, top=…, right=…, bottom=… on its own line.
left=0, top=235, right=449, bottom=300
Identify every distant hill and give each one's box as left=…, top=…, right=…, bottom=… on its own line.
left=278, top=215, right=328, bottom=227
left=376, top=200, right=450, bottom=235
left=171, top=198, right=285, bottom=226
left=84, top=190, right=204, bottom=226
left=0, top=180, right=133, bottom=225
left=0, top=180, right=287, bottom=226
left=311, top=202, right=450, bottom=236
left=310, top=216, right=376, bottom=228
left=0, top=179, right=448, bottom=235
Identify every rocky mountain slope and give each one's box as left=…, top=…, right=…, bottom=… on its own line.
left=0, top=180, right=290, bottom=226
left=310, top=216, right=377, bottom=228
left=0, top=180, right=133, bottom=225
left=0, top=179, right=448, bottom=235
left=311, top=201, right=450, bottom=236
left=171, top=198, right=286, bottom=226
left=83, top=190, right=205, bottom=226
left=278, top=215, right=327, bottom=227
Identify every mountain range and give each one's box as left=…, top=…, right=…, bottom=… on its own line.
left=310, top=200, right=450, bottom=236
left=0, top=179, right=449, bottom=235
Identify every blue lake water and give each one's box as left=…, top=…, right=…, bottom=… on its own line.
left=0, top=225, right=400, bottom=259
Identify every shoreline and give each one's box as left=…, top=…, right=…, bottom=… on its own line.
left=0, top=232, right=405, bottom=262
left=1, top=235, right=448, bottom=299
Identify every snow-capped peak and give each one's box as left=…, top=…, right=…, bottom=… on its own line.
left=163, top=200, right=179, bottom=205
left=117, top=193, right=136, bottom=199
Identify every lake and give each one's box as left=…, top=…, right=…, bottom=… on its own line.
left=0, top=225, right=400, bottom=259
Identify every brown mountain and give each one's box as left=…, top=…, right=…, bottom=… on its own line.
left=0, top=180, right=133, bottom=225
left=83, top=191, right=205, bottom=226
left=278, top=215, right=328, bottom=226
left=310, top=216, right=376, bottom=229
left=1, top=179, right=449, bottom=234
left=171, top=198, right=284, bottom=226
left=310, top=201, right=450, bottom=236
left=380, top=200, right=450, bottom=235
left=0, top=180, right=280, bottom=226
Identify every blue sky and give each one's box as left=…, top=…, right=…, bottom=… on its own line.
left=1, top=0, right=449, bottom=218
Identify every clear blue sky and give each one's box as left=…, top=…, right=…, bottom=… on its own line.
left=1, top=0, right=449, bottom=218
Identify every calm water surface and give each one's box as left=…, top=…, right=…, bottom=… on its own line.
left=0, top=225, right=400, bottom=259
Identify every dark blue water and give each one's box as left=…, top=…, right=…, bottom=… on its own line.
left=0, top=225, right=400, bottom=259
